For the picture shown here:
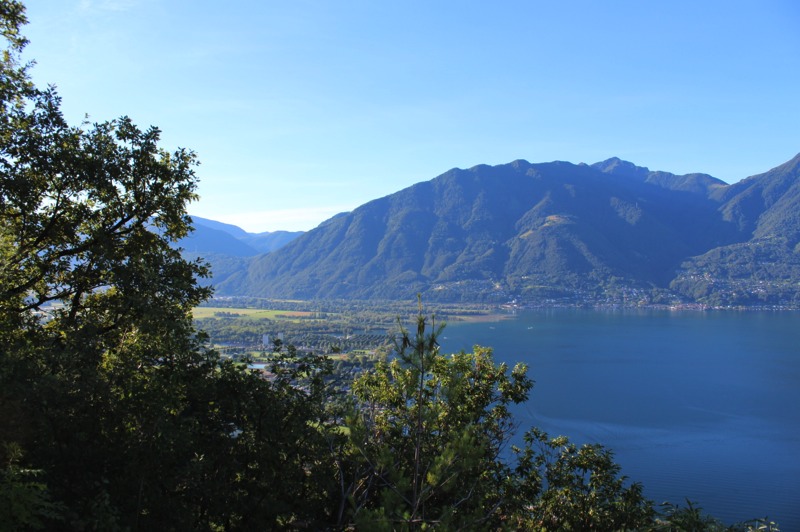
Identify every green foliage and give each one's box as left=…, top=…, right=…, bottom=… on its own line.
left=0, top=444, right=63, bottom=530
left=0, top=4, right=336, bottom=529
left=511, top=428, right=654, bottom=530
left=0, top=3, right=210, bottom=526
left=651, top=500, right=781, bottom=532
left=672, top=238, right=800, bottom=306
left=332, top=301, right=659, bottom=530
left=340, top=305, right=532, bottom=529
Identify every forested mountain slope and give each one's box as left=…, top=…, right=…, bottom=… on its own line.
left=216, top=155, right=800, bottom=304
left=672, top=153, right=800, bottom=305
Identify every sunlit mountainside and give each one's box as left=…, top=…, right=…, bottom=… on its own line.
left=186, top=154, right=800, bottom=306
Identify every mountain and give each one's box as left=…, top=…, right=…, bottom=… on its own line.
left=181, top=220, right=258, bottom=257
left=178, top=216, right=304, bottom=285
left=189, top=216, right=249, bottom=237
left=671, top=153, right=800, bottom=305
left=211, top=154, right=800, bottom=305
left=245, top=231, right=306, bottom=254
left=210, top=156, right=796, bottom=304
left=186, top=216, right=304, bottom=255
left=591, top=157, right=727, bottom=195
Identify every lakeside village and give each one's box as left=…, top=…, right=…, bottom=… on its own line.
left=426, top=275, right=800, bottom=311
left=217, top=332, right=391, bottom=394
left=205, top=318, right=395, bottom=390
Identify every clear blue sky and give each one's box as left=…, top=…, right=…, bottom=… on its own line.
left=22, top=0, right=800, bottom=232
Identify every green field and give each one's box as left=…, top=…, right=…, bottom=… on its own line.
left=192, top=306, right=318, bottom=321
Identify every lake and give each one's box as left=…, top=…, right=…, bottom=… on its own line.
left=440, top=308, right=800, bottom=529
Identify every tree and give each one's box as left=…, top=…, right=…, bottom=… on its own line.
left=0, top=1, right=214, bottom=527
left=0, top=443, right=63, bottom=530
left=338, top=306, right=532, bottom=529
left=510, top=428, right=654, bottom=530
left=0, top=3, right=337, bottom=529
left=335, top=300, right=658, bottom=530
left=650, top=500, right=781, bottom=532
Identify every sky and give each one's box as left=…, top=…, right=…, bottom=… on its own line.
left=20, top=0, right=800, bottom=233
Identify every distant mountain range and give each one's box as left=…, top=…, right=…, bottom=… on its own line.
left=184, top=154, right=800, bottom=307
left=179, top=216, right=303, bottom=286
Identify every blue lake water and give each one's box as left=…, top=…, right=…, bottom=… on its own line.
left=440, top=309, right=800, bottom=528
